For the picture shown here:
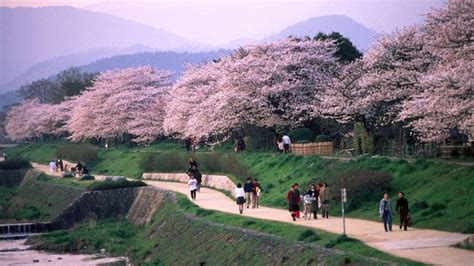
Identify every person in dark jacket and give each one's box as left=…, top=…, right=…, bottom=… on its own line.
left=306, top=184, right=319, bottom=219
left=396, top=192, right=410, bottom=231
left=286, top=183, right=301, bottom=221
left=243, top=178, right=254, bottom=208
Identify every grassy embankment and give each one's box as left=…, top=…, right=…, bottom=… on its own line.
left=7, top=143, right=474, bottom=233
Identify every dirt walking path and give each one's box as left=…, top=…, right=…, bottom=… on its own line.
left=146, top=180, right=474, bottom=265
left=31, top=163, right=473, bottom=265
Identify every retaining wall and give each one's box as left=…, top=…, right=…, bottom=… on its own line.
left=0, top=169, right=28, bottom=187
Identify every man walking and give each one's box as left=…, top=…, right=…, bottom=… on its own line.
left=243, top=178, right=254, bottom=209
left=379, top=192, right=393, bottom=232
left=282, top=134, right=291, bottom=154
left=396, top=192, right=410, bottom=231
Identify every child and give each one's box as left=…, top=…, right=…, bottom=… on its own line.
left=235, top=183, right=246, bottom=214
left=188, top=176, right=198, bottom=200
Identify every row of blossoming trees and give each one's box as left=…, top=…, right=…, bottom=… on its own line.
left=5, top=1, right=473, bottom=148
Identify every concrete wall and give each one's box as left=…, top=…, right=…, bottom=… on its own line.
left=142, top=172, right=236, bottom=196
left=52, top=187, right=174, bottom=229
left=0, top=169, right=28, bottom=187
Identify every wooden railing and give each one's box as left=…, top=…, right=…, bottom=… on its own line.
left=291, top=142, right=333, bottom=156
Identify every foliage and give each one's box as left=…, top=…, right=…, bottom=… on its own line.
left=353, top=122, right=374, bottom=154
left=0, top=158, right=32, bottom=170
left=314, top=32, right=362, bottom=63
left=288, top=128, right=316, bottom=143
left=18, top=67, right=96, bottom=104
left=56, top=143, right=98, bottom=164
left=86, top=179, right=147, bottom=191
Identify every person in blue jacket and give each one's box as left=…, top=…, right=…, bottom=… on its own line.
left=379, top=192, right=393, bottom=232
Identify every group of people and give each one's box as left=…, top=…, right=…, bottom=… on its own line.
left=48, top=159, right=89, bottom=177
left=286, top=182, right=330, bottom=221
left=277, top=134, right=292, bottom=154
left=234, top=178, right=263, bottom=214
left=186, top=157, right=202, bottom=200
left=379, top=192, right=411, bottom=232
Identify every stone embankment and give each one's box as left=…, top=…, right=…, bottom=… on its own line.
left=143, top=172, right=236, bottom=195
left=53, top=186, right=174, bottom=229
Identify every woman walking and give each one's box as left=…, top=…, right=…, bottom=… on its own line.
left=286, top=183, right=301, bottom=221
left=305, top=184, right=319, bottom=219
left=188, top=176, right=198, bottom=200
left=235, top=183, right=246, bottom=214
left=379, top=192, right=393, bottom=232
left=319, top=182, right=330, bottom=219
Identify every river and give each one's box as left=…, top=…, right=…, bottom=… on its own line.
left=0, top=239, right=128, bottom=265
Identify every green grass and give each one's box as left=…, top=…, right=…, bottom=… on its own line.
left=7, top=143, right=474, bottom=233
left=31, top=193, right=420, bottom=265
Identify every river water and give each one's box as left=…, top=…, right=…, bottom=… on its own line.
left=0, top=239, right=128, bottom=265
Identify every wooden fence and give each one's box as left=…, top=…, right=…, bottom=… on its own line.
left=291, top=142, right=333, bottom=156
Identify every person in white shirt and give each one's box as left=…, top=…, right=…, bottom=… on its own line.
left=188, top=176, right=198, bottom=200
left=234, top=183, right=246, bottom=214
left=282, top=134, right=291, bottom=154
left=48, top=160, right=57, bottom=173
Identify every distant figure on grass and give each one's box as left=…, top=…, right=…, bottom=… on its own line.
left=396, top=192, right=410, bottom=231
left=276, top=139, right=284, bottom=153
left=282, top=134, right=291, bottom=154
left=286, top=183, right=301, bottom=221
left=319, top=182, right=330, bottom=219
left=185, top=137, right=192, bottom=151
left=48, top=160, right=57, bottom=173
left=253, top=179, right=263, bottom=208
left=82, top=166, right=89, bottom=175
left=188, top=176, right=198, bottom=200
left=75, top=161, right=83, bottom=176
left=234, top=136, right=246, bottom=153
left=305, top=184, right=319, bottom=220
left=56, top=158, right=64, bottom=172
left=379, top=192, right=393, bottom=232
left=235, top=183, right=246, bottom=214
left=244, top=178, right=254, bottom=208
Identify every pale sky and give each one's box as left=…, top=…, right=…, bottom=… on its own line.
left=1, top=0, right=444, bottom=45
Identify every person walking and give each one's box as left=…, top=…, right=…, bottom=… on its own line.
left=235, top=183, right=246, bottom=214
left=57, top=158, right=64, bottom=172
left=188, top=176, right=198, bottom=200
left=282, top=134, right=291, bottom=154
left=48, top=160, right=57, bottom=173
left=286, top=183, right=301, bottom=221
left=396, top=192, right=410, bottom=231
left=379, top=192, right=393, bottom=232
left=253, top=179, right=263, bottom=208
left=306, top=184, right=319, bottom=219
left=319, top=182, right=330, bottom=218
left=243, top=178, right=254, bottom=208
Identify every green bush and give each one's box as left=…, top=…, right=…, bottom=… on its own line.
left=315, top=135, right=331, bottom=142
left=79, top=175, right=95, bottom=181
left=243, top=126, right=275, bottom=151
left=288, top=128, right=316, bottom=143
left=353, top=122, right=374, bottom=155
left=297, top=229, right=321, bottom=242
left=0, top=158, right=32, bottom=170
left=87, top=179, right=147, bottom=191
left=56, top=143, right=98, bottom=164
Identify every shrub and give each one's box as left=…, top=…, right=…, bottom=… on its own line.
left=353, top=122, right=374, bottom=154
left=56, top=143, right=98, bottom=164
left=243, top=126, right=275, bottom=151
left=0, top=158, right=32, bottom=170
left=324, top=234, right=356, bottom=248
left=87, top=179, right=147, bottom=191
left=288, top=128, right=316, bottom=143
left=297, top=229, right=320, bottom=243
left=79, top=175, right=95, bottom=181
left=315, top=135, right=331, bottom=142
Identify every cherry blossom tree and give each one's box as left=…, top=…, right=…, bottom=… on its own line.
left=68, top=66, right=171, bottom=143
left=399, top=0, right=473, bottom=141
left=165, top=38, right=339, bottom=142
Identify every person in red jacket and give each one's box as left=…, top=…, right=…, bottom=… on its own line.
left=286, top=183, right=301, bottom=221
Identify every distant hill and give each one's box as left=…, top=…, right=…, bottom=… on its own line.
left=0, top=6, right=203, bottom=87
left=267, top=15, right=377, bottom=50
left=78, top=50, right=231, bottom=80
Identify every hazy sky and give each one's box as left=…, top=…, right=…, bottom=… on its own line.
left=2, top=0, right=445, bottom=45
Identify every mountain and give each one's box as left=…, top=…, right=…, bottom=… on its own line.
left=0, top=45, right=156, bottom=93
left=0, top=6, right=202, bottom=87
left=78, top=50, right=231, bottom=81
left=267, top=15, right=378, bottom=51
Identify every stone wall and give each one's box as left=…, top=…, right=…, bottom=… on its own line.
left=0, top=169, right=28, bottom=187
left=52, top=187, right=173, bottom=229
left=142, top=172, right=237, bottom=196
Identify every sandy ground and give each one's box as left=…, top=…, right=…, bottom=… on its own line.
left=0, top=239, right=127, bottom=266
left=147, top=180, right=474, bottom=266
